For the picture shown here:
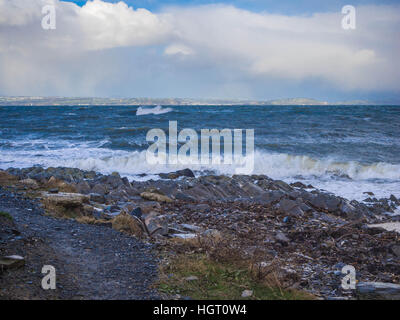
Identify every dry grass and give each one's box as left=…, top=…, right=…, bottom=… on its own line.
left=111, top=213, right=144, bottom=237
left=45, top=177, right=78, bottom=193
left=41, top=200, right=82, bottom=219
left=0, top=171, right=18, bottom=187
left=75, top=216, right=111, bottom=227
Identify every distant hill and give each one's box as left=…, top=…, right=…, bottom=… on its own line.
left=0, top=96, right=385, bottom=106
left=266, top=98, right=328, bottom=105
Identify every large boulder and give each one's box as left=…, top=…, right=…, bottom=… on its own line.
left=91, top=184, right=108, bottom=196
left=41, top=192, right=89, bottom=207
left=76, top=180, right=91, bottom=194
left=41, top=192, right=90, bottom=218
left=308, top=194, right=329, bottom=211
left=254, top=190, right=285, bottom=205
left=339, top=200, right=362, bottom=220
left=272, top=180, right=293, bottom=192
left=241, top=182, right=266, bottom=197
left=277, top=198, right=304, bottom=216
left=159, top=168, right=195, bottom=179
left=105, top=175, right=124, bottom=189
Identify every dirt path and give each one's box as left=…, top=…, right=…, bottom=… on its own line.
left=0, top=187, right=159, bottom=300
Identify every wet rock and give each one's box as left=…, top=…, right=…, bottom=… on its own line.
left=298, top=202, right=313, bottom=213
left=325, top=197, right=341, bottom=212
left=106, top=175, right=124, bottom=189
left=357, top=282, right=400, bottom=300
left=241, top=182, right=266, bottom=197
left=175, top=192, right=196, bottom=202
left=308, top=194, right=328, bottom=211
left=122, top=177, right=131, bottom=188
left=89, top=193, right=106, bottom=204
left=108, top=189, right=129, bottom=202
left=91, top=184, right=108, bottom=196
left=159, top=168, right=195, bottom=179
left=273, top=180, right=293, bottom=192
left=290, top=182, right=307, bottom=189
left=363, top=192, right=375, bottom=196
left=130, top=207, right=142, bottom=219
left=76, top=181, right=91, bottom=194
left=254, top=190, right=284, bottom=205
left=288, top=191, right=301, bottom=200
left=339, top=200, right=360, bottom=219
left=277, top=199, right=304, bottom=216
left=144, top=212, right=168, bottom=236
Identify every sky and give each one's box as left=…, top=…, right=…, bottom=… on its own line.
left=0, top=0, right=399, bottom=102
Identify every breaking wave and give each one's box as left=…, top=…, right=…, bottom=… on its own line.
left=1, top=135, right=399, bottom=200
left=136, top=106, right=173, bottom=116
left=58, top=151, right=400, bottom=200
left=1, top=146, right=399, bottom=181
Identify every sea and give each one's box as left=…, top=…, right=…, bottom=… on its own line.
left=0, top=104, right=399, bottom=202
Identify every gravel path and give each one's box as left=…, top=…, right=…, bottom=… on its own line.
left=0, top=187, right=159, bottom=300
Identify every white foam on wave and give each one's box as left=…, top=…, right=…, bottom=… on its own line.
left=136, top=105, right=173, bottom=116
left=251, top=152, right=400, bottom=181
left=1, top=143, right=399, bottom=201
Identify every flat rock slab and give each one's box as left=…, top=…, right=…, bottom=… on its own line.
left=357, top=282, right=400, bottom=300
left=41, top=192, right=90, bottom=207
left=368, top=222, right=400, bottom=234
left=0, top=255, right=25, bottom=270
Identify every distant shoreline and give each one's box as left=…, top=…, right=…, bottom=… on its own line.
left=1, top=97, right=397, bottom=106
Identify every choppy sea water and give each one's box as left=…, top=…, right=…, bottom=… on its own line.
left=0, top=105, right=399, bottom=202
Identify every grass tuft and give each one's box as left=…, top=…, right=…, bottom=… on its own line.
left=158, top=253, right=315, bottom=300
left=0, top=211, right=13, bottom=221
left=111, top=213, right=144, bottom=237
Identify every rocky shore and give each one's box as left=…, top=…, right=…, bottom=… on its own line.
left=1, top=166, right=400, bottom=299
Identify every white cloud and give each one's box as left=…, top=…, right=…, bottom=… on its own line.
left=164, top=44, right=194, bottom=56
left=0, top=0, right=399, bottom=97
